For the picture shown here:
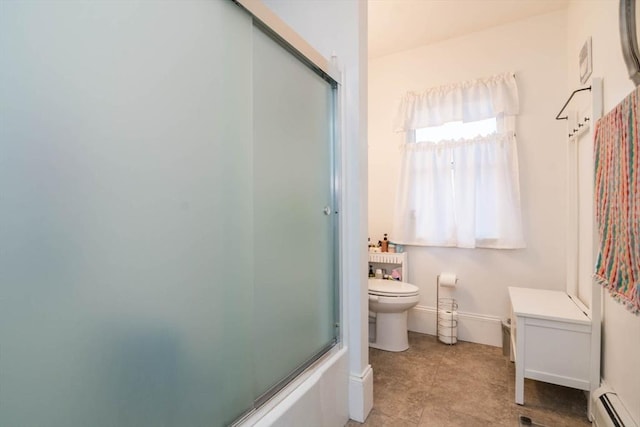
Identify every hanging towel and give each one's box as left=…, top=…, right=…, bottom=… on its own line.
left=594, top=86, right=640, bottom=315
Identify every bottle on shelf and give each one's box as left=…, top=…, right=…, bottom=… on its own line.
left=381, top=233, right=389, bottom=252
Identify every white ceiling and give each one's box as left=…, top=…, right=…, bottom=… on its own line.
left=368, top=0, right=570, bottom=59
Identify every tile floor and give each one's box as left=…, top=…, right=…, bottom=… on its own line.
left=346, top=332, right=591, bottom=427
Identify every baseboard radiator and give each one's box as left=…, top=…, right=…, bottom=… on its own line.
left=593, top=387, right=638, bottom=427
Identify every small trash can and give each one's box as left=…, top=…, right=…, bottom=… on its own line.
left=501, top=318, right=511, bottom=357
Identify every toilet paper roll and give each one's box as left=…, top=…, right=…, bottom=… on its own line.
left=437, top=310, right=459, bottom=320
left=438, top=324, right=458, bottom=337
left=438, top=309, right=458, bottom=328
left=438, top=317, right=458, bottom=328
left=438, top=273, right=457, bottom=287
left=438, top=335, right=458, bottom=345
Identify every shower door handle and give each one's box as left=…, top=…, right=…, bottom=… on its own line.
left=323, top=206, right=332, bottom=215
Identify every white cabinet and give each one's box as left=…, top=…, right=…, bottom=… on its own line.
left=508, top=287, right=592, bottom=405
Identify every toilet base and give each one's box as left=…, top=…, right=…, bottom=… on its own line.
left=369, top=311, right=409, bottom=352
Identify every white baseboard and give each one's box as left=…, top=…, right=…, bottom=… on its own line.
left=348, top=364, right=373, bottom=423
left=407, top=305, right=502, bottom=347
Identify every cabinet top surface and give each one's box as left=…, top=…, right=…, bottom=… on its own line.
left=508, top=287, right=590, bottom=325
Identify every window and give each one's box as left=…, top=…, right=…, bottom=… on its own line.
left=392, top=73, right=524, bottom=249
left=415, top=118, right=497, bottom=143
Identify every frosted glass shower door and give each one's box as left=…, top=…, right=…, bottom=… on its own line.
left=0, top=2, right=254, bottom=426
left=1, top=1, right=340, bottom=425
left=252, top=26, right=338, bottom=401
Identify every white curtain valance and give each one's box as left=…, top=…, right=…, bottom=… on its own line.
left=394, top=72, right=519, bottom=132
left=392, top=133, right=525, bottom=249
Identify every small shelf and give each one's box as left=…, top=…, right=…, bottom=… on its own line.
left=368, top=252, right=408, bottom=282
left=368, top=252, right=406, bottom=264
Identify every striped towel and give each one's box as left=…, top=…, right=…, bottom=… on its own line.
left=594, top=86, right=640, bottom=314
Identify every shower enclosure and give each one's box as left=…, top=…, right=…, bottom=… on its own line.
left=0, top=1, right=340, bottom=426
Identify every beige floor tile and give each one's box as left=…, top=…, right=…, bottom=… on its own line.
left=419, top=403, right=517, bottom=427
left=427, top=381, right=513, bottom=424
left=346, top=409, right=418, bottom=427
left=511, top=405, right=591, bottom=427
left=347, top=333, right=589, bottom=427
left=373, top=387, right=429, bottom=423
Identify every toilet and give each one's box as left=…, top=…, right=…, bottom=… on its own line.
left=368, top=278, right=419, bottom=352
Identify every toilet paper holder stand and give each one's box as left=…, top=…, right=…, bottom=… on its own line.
left=436, top=274, right=458, bottom=345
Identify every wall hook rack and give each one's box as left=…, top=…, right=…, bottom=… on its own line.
left=555, top=86, right=592, bottom=120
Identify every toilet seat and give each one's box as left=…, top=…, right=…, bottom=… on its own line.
left=368, top=279, right=419, bottom=297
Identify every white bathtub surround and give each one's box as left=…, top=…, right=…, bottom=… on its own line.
left=249, top=348, right=349, bottom=427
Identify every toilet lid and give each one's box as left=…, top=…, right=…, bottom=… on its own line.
left=368, top=279, right=419, bottom=296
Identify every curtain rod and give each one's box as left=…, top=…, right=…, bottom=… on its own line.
left=555, top=86, right=592, bottom=120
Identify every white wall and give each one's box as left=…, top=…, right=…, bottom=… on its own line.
left=567, top=1, right=640, bottom=424
left=369, top=10, right=569, bottom=342
left=262, top=0, right=371, bottom=423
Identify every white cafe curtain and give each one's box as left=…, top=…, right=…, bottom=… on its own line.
left=392, top=73, right=525, bottom=249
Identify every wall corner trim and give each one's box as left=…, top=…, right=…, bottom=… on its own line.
left=348, top=365, right=373, bottom=423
